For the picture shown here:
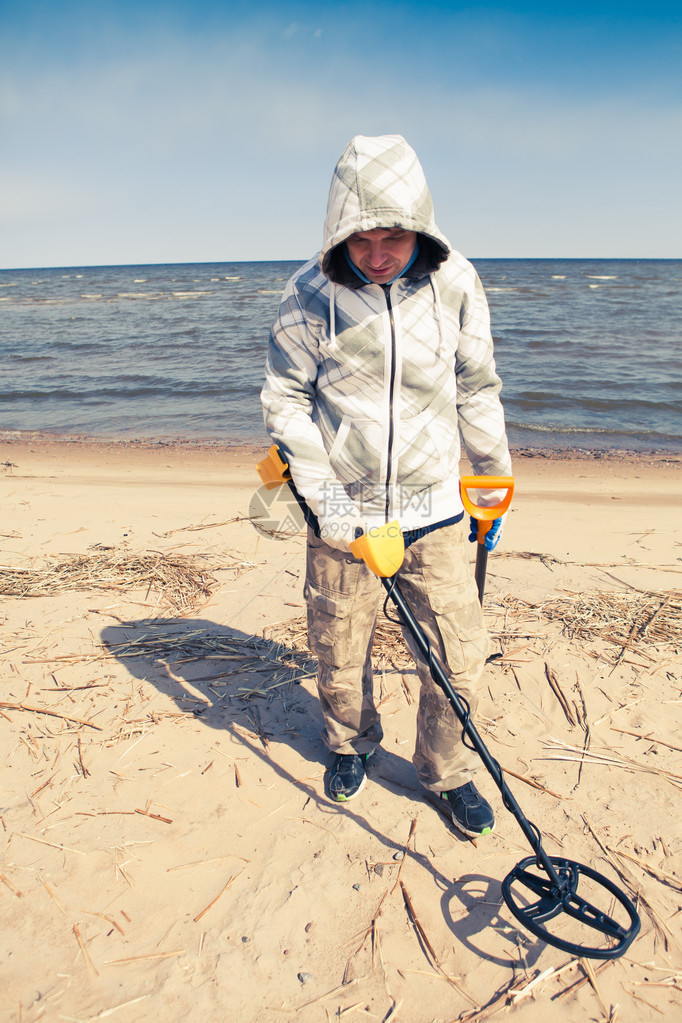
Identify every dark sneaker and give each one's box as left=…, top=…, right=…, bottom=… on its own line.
left=329, top=752, right=371, bottom=802
left=441, top=782, right=495, bottom=837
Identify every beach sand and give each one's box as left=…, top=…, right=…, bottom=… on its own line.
left=1, top=435, right=681, bottom=1023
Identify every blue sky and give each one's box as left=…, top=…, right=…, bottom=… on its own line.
left=1, top=0, right=681, bottom=267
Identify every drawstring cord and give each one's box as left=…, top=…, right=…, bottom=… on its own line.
left=430, top=274, right=446, bottom=356
left=327, top=281, right=338, bottom=351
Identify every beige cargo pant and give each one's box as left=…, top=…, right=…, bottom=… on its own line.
left=304, top=517, right=489, bottom=794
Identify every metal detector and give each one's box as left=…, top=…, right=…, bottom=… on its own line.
left=256, top=445, right=641, bottom=960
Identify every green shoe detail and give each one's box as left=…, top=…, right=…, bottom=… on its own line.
left=441, top=782, right=495, bottom=837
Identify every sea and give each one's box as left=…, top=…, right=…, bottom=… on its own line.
left=1, top=258, right=680, bottom=454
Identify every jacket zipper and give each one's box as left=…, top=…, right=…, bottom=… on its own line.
left=384, top=284, right=397, bottom=523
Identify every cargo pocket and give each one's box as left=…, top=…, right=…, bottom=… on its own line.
left=304, top=580, right=354, bottom=668
left=429, top=584, right=489, bottom=675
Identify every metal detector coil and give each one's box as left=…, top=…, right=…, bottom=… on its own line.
left=256, top=447, right=641, bottom=960
left=502, top=856, right=641, bottom=959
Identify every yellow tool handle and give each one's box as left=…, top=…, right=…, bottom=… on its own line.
left=459, top=475, right=515, bottom=543
left=349, top=522, right=404, bottom=577
left=256, top=444, right=291, bottom=489
left=256, top=445, right=320, bottom=534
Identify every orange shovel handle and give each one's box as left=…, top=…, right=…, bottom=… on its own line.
left=459, top=475, right=515, bottom=543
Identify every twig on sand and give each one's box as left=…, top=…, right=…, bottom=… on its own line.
left=193, top=874, right=238, bottom=923
left=391, top=818, right=417, bottom=893
left=580, top=956, right=614, bottom=1020
left=511, top=966, right=559, bottom=1004
left=541, top=738, right=682, bottom=788
left=135, top=807, right=173, bottom=824
left=352, top=888, right=391, bottom=957
left=0, top=874, right=22, bottom=897
left=611, top=727, right=682, bottom=754
left=73, top=923, right=99, bottom=977
left=0, top=701, right=102, bottom=730
left=104, top=950, right=185, bottom=965
left=43, top=882, right=66, bottom=913
left=382, top=999, right=402, bottom=1023
left=400, top=882, right=474, bottom=1004
left=84, top=910, right=126, bottom=935
left=18, top=832, right=85, bottom=855
left=297, top=978, right=360, bottom=1011
left=77, top=734, right=90, bottom=776
left=543, top=664, right=576, bottom=725
left=77, top=994, right=150, bottom=1019
left=456, top=973, right=539, bottom=1021
left=605, top=847, right=682, bottom=893
left=552, top=960, right=612, bottom=1001
left=626, top=989, right=665, bottom=1015
left=499, top=764, right=567, bottom=800
left=158, top=516, right=246, bottom=537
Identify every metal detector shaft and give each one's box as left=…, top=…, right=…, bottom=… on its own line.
left=381, top=573, right=563, bottom=886
left=286, top=483, right=320, bottom=536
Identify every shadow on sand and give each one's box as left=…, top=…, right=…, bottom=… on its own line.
left=100, top=615, right=544, bottom=968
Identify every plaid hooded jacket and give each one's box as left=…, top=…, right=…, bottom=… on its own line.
left=261, top=134, right=511, bottom=533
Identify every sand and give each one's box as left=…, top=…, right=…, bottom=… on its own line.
left=1, top=434, right=681, bottom=1023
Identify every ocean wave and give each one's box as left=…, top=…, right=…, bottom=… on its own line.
left=506, top=420, right=681, bottom=442
left=6, top=354, right=54, bottom=363
left=171, top=291, right=213, bottom=298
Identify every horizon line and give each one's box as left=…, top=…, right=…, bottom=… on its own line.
left=2, top=255, right=681, bottom=273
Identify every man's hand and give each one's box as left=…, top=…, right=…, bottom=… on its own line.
left=313, top=480, right=364, bottom=553
left=469, top=514, right=505, bottom=551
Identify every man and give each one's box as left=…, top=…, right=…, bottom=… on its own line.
left=261, top=134, right=511, bottom=837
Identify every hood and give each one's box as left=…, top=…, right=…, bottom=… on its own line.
left=320, top=134, right=451, bottom=281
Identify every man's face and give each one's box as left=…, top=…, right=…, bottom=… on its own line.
left=345, top=228, right=417, bottom=284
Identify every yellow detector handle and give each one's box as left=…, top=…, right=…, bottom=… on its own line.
left=256, top=445, right=319, bottom=534
left=349, top=522, right=405, bottom=578
left=460, top=476, right=515, bottom=544
left=256, top=444, right=291, bottom=489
